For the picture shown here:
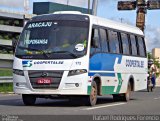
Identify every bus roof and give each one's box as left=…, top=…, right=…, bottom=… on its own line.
left=32, top=11, right=143, bottom=36
left=89, top=15, right=144, bottom=36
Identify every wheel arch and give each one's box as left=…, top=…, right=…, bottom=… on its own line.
left=128, top=75, right=135, bottom=91
left=92, top=74, right=102, bottom=96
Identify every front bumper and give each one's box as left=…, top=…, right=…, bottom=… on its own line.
left=13, top=71, right=89, bottom=95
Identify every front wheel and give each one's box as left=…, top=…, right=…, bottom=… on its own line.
left=22, top=94, right=36, bottom=106
left=85, top=81, right=97, bottom=106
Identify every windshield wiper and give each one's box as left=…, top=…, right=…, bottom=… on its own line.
left=18, top=46, right=51, bottom=58
left=52, top=51, right=78, bottom=58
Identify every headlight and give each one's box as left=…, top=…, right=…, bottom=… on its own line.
left=13, top=69, right=24, bottom=76
left=68, top=69, right=87, bottom=76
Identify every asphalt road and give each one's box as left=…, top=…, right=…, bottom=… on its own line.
left=0, top=88, right=160, bottom=121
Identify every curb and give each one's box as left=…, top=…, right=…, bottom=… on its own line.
left=0, top=92, right=14, bottom=94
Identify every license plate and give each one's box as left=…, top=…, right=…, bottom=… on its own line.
left=37, top=78, right=51, bottom=84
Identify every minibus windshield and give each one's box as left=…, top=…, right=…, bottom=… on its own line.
left=15, top=20, right=89, bottom=59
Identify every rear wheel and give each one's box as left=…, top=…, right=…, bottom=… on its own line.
left=85, top=81, right=97, bottom=106
left=22, top=94, right=36, bottom=106
left=122, top=82, right=131, bottom=101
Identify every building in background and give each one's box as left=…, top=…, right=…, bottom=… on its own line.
left=152, top=48, right=160, bottom=62
left=33, top=2, right=91, bottom=15
left=0, top=10, right=33, bottom=54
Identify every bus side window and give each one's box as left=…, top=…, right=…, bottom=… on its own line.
left=99, top=28, right=109, bottom=53
left=108, top=30, right=120, bottom=54
left=137, top=36, right=146, bottom=57
left=90, top=28, right=101, bottom=55
left=130, top=35, right=138, bottom=56
left=121, top=33, right=130, bottom=55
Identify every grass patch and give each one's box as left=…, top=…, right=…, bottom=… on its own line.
left=0, top=83, right=13, bottom=93
left=0, top=69, right=13, bottom=76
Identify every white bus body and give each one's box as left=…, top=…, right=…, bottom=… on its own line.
left=13, top=12, right=147, bottom=106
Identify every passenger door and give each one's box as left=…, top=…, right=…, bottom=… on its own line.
left=89, top=27, right=102, bottom=72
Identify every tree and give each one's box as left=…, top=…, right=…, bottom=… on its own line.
left=153, top=58, right=160, bottom=68
left=147, top=52, right=152, bottom=59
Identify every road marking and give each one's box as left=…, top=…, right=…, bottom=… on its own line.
left=154, top=97, right=160, bottom=100
left=83, top=103, right=126, bottom=110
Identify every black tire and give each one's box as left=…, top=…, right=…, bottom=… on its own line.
left=122, top=82, right=131, bottom=102
left=85, top=81, right=97, bottom=106
left=22, top=94, right=36, bottom=106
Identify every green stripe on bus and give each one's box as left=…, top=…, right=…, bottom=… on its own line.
left=87, top=86, right=118, bottom=95
left=102, top=86, right=117, bottom=95
left=87, top=73, right=123, bottom=95
left=116, top=73, right=123, bottom=93
left=87, top=86, right=91, bottom=94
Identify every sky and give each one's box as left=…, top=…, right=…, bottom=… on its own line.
left=0, top=0, right=160, bottom=52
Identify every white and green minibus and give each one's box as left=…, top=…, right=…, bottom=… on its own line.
left=13, top=11, right=147, bottom=106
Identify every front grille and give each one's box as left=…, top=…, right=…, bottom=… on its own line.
left=28, top=70, right=63, bottom=89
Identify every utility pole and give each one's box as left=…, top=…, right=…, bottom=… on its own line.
left=136, top=0, right=146, bottom=31
left=88, top=0, right=90, bottom=14
left=24, top=0, right=30, bottom=13
left=92, top=0, right=98, bottom=16
left=67, top=0, right=69, bottom=6
left=118, top=0, right=160, bottom=32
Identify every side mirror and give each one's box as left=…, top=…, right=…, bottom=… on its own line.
left=12, top=39, right=18, bottom=53
left=92, top=37, right=99, bottom=48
